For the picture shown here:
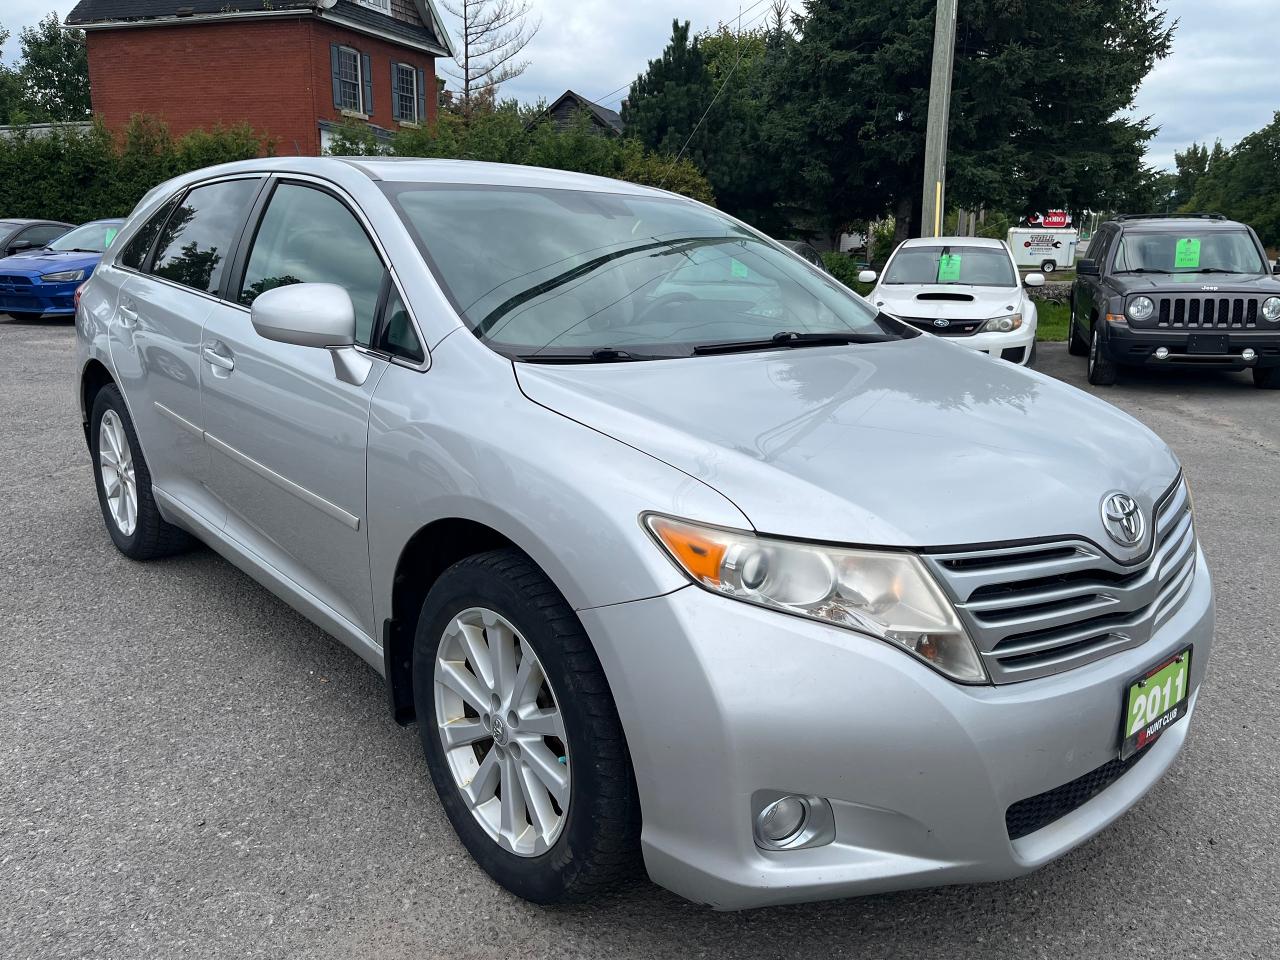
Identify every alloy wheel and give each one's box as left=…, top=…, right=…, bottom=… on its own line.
left=98, top=409, right=138, bottom=536
left=434, top=607, right=570, bottom=857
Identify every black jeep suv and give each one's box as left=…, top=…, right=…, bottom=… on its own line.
left=1069, top=213, right=1280, bottom=388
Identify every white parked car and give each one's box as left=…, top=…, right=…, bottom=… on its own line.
left=860, top=237, right=1043, bottom=365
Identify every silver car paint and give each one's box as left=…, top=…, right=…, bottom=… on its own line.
left=76, top=157, right=1213, bottom=910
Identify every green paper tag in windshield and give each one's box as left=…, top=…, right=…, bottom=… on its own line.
left=937, top=253, right=962, bottom=282
left=730, top=258, right=749, bottom=279
left=104, top=228, right=119, bottom=247
left=1174, top=237, right=1200, bottom=268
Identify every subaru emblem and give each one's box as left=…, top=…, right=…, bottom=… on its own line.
left=932, top=318, right=949, bottom=329
left=1101, top=492, right=1145, bottom=547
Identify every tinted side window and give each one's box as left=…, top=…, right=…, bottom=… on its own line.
left=238, top=183, right=386, bottom=345
left=150, top=179, right=261, bottom=294
left=1091, top=228, right=1115, bottom=271
left=382, top=287, right=423, bottom=363
left=120, top=198, right=179, bottom=270
left=18, top=224, right=69, bottom=247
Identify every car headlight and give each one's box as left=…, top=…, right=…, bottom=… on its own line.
left=1127, top=296, right=1155, bottom=321
left=42, top=269, right=85, bottom=283
left=981, top=313, right=1022, bottom=333
left=1263, top=297, right=1280, bottom=322
left=644, top=515, right=987, bottom=683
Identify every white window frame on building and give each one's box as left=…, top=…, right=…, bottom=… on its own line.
left=331, top=44, right=373, bottom=118
left=353, top=0, right=392, bottom=12
left=391, top=61, right=426, bottom=124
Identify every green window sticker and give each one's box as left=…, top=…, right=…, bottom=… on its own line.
left=730, top=258, right=749, bottom=279
left=937, top=253, right=962, bottom=282
left=1174, top=237, right=1200, bottom=269
left=104, top=228, right=119, bottom=247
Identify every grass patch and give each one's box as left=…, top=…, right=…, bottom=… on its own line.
left=1036, top=300, right=1070, bottom=341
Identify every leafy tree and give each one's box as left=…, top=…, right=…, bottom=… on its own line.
left=1186, top=113, right=1280, bottom=247
left=13, top=13, right=91, bottom=121
left=777, top=0, right=1173, bottom=238
left=1171, top=140, right=1225, bottom=209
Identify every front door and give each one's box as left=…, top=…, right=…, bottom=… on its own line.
left=198, top=179, right=391, bottom=637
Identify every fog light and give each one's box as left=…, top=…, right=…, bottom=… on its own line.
left=1243, top=348, right=1257, bottom=362
left=756, top=796, right=808, bottom=845
left=1154, top=347, right=1170, bottom=360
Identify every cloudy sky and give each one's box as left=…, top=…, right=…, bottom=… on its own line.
left=3, top=0, right=1275, bottom=170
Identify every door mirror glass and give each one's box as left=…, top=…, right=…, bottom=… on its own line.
left=9, top=240, right=37, bottom=252
left=1023, top=272, right=1045, bottom=287
left=1076, top=259, right=1099, bottom=276
left=250, top=282, right=356, bottom=348
left=858, top=269, right=878, bottom=283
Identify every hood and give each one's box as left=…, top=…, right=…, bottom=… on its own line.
left=871, top=283, right=1023, bottom=320
left=1112, top=272, right=1280, bottom=294
left=515, top=337, right=1179, bottom=559
left=0, top=250, right=102, bottom=275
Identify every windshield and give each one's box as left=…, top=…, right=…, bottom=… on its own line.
left=883, top=245, right=1017, bottom=287
left=1114, top=230, right=1267, bottom=274
left=48, top=221, right=121, bottom=253
left=382, top=183, right=904, bottom=359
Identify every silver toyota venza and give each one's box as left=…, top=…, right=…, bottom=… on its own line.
left=75, top=159, right=1213, bottom=910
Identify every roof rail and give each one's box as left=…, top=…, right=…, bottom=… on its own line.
left=1113, top=212, right=1226, bottom=222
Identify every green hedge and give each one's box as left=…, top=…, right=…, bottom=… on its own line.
left=0, top=116, right=270, bottom=224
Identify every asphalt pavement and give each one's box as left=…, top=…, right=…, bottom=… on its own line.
left=3, top=316, right=1279, bottom=959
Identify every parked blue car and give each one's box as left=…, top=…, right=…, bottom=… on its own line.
left=0, top=218, right=125, bottom=318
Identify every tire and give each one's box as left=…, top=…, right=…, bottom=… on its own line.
left=1253, top=366, right=1280, bottom=389
left=1067, top=298, right=1089, bottom=356
left=412, top=549, right=641, bottom=904
left=1041, top=260, right=1057, bottom=273
left=1086, top=321, right=1118, bottom=386
left=90, top=384, right=193, bottom=560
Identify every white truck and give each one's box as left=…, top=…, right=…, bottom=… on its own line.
left=1007, top=227, right=1079, bottom=273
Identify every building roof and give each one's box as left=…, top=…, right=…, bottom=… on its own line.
left=542, top=90, right=625, bottom=135
left=66, top=0, right=453, bottom=56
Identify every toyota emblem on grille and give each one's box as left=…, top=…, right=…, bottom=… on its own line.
left=1101, top=492, right=1145, bottom=547
left=932, top=318, right=949, bottom=328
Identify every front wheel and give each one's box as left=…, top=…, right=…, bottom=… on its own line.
left=1087, top=322, right=1118, bottom=386
left=1254, top=366, right=1280, bottom=389
left=412, top=549, right=640, bottom=903
left=1067, top=299, right=1089, bottom=356
left=90, top=384, right=193, bottom=559
left=1041, top=259, right=1057, bottom=273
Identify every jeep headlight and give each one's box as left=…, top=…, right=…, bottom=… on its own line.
left=1263, top=297, right=1280, bottom=322
left=981, top=313, right=1022, bottom=333
left=41, top=269, right=85, bottom=283
left=1127, top=296, right=1155, bottom=321
left=645, top=515, right=987, bottom=683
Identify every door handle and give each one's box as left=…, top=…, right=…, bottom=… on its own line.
left=202, top=344, right=235, bottom=371
left=118, top=301, right=139, bottom=328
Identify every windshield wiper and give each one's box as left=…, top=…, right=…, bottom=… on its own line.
left=516, top=347, right=654, bottom=364
left=1188, top=268, right=1236, bottom=274
left=60, top=248, right=101, bottom=254
left=692, top=330, right=893, bottom=356
left=1113, top=268, right=1166, bottom=274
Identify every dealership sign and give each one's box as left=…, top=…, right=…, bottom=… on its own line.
left=1026, top=210, right=1072, bottom=228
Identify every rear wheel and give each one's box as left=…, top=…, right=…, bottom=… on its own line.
left=1041, top=259, right=1057, bottom=273
left=90, top=384, right=192, bottom=559
left=1253, top=366, right=1280, bottom=389
left=1087, top=321, right=1118, bottom=386
left=1067, top=299, right=1089, bottom=356
left=412, top=549, right=640, bottom=903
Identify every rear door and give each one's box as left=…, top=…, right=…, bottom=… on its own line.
left=198, top=177, right=391, bottom=637
left=109, top=177, right=266, bottom=523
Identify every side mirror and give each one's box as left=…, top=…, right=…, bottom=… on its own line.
left=1076, top=259, right=1099, bottom=276
left=7, top=240, right=35, bottom=255
left=1023, top=272, right=1045, bottom=287
left=857, top=269, right=878, bottom=284
left=250, top=282, right=372, bottom=385
left=1273, top=261, right=1280, bottom=275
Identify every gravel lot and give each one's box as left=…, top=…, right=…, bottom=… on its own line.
left=3, top=316, right=1279, bottom=959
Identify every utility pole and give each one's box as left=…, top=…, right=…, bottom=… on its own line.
left=920, top=0, right=958, bottom=238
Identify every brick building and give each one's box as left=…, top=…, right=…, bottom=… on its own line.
left=65, top=0, right=452, bottom=156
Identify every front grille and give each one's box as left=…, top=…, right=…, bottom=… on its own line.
left=1153, top=295, right=1259, bottom=329
left=1005, top=749, right=1151, bottom=840
left=924, top=477, right=1194, bottom=683
left=899, top=316, right=984, bottom=337
left=0, top=274, right=33, bottom=285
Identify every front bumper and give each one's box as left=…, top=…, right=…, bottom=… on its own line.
left=581, top=546, right=1213, bottom=910
left=945, top=325, right=1036, bottom=364
left=1103, top=322, right=1280, bottom=369
left=0, top=279, right=78, bottom=316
